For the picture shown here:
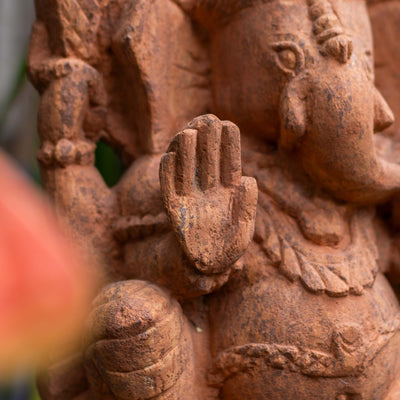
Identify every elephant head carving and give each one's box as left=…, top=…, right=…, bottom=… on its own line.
left=113, top=0, right=398, bottom=204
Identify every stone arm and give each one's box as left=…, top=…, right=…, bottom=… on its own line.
left=28, top=17, right=124, bottom=400
left=28, top=19, right=119, bottom=281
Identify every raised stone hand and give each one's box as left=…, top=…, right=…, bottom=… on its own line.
left=160, top=114, right=258, bottom=274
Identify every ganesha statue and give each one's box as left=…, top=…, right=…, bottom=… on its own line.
left=28, top=0, right=400, bottom=399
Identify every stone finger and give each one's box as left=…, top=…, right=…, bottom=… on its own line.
left=188, top=114, right=222, bottom=191
left=175, top=129, right=197, bottom=196
left=233, top=177, right=258, bottom=225
left=160, top=152, right=177, bottom=202
left=221, top=121, right=242, bottom=187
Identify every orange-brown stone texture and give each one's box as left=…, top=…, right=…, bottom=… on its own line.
left=28, top=0, right=400, bottom=399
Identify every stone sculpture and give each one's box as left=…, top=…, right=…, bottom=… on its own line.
left=28, top=0, right=400, bottom=399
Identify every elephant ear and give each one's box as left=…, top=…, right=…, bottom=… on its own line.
left=368, top=0, right=400, bottom=140
left=113, top=0, right=211, bottom=155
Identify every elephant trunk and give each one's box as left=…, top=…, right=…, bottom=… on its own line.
left=280, top=64, right=399, bottom=204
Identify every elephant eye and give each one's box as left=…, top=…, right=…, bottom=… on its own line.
left=272, top=41, right=305, bottom=74
left=364, top=50, right=374, bottom=82
left=278, top=49, right=297, bottom=70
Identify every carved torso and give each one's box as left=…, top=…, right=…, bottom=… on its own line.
left=208, top=156, right=400, bottom=399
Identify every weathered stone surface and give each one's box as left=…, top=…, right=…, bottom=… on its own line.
left=28, top=0, right=400, bottom=399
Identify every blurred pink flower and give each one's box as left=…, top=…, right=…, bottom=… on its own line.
left=0, top=151, right=95, bottom=375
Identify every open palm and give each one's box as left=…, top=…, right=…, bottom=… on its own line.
left=160, top=115, right=258, bottom=274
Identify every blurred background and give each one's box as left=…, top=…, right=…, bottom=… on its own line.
left=1, top=1, right=41, bottom=399
left=0, top=0, right=40, bottom=182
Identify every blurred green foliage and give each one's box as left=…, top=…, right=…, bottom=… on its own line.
left=0, top=59, right=27, bottom=134
left=0, top=378, right=40, bottom=400
left=31, top=383, right=40, bottom=400
left=95, top=140, right=125, bottom=187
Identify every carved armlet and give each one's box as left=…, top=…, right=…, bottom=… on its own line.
left=38, top=139, right=96, bottom=168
